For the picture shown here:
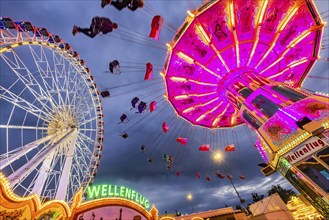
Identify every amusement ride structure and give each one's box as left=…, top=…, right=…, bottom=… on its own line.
left=0, top=18, right=103, bottom=203
left=162, top=0, right=328, bottom=216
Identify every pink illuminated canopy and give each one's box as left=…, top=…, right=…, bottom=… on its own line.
left=163, top=0, right=323, bottom=128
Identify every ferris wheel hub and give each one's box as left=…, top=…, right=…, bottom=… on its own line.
left=47, top=108, right=77, bottom=137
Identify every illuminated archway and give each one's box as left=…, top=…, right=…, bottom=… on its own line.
left=71, top=198, right=158, bottom=220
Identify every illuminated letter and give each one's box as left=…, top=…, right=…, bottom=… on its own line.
left=114, top=185, right=120, bottom=196
left=139, top=196, right=145, bottom=205
left=108, top=185, right=114, bottom=196
left=318, top=139, right=325, bottom=146
left=135, top=193, right=140, bottom=203
left=101, top=184, right=107, bottom=197
left=125, top=188, right=131, bottom=199
left=120, top=186, right=125, bottom=197
left=87, top=185, right=101, bottom=199
left=131, top=190, right=136, bottom=200
left=144, top=200, right=150, bottom=209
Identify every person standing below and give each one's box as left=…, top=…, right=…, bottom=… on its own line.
left=101, top=0, right=144, bottom=11
left=72, top=17, right=118, bottom=38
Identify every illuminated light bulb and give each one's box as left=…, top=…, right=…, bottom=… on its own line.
left=278, top=7, right=298, bottom=32
left=178, top=52, right=194, bottom=64
left=197, top=25, right=210, bottom=44
left=196, top=114, right=206, bottom=122
left=229, top=2, right=235, bottom=27
left=187, top=10, right=195, bottom=18
left=174, top=94, right=189, bottom=100
left=183, top=106, right=195, bottom=113
left=289, top=31, right=312, bottom=48
left=213, top=152, right=221, bottom=160
left=257, top=0, right=269, bottom=25
left=170, top=76, right=186, bottom=82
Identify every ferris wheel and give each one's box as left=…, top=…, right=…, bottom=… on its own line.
left=0, top=17, right=104, bottom=203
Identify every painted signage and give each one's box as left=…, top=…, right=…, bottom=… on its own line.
left=284, top=137, right=327, bottom=164
left=86, top=185, right=150, bottom=209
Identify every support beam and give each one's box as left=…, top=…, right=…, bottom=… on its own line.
left=7, top=129, right=75, bottom=187
left=0, top=133, right=55, bottom=170
left=55, top=129, right=78, bottom=200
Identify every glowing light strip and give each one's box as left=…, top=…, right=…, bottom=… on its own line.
left=257, top=0, right=269, bottom=25
left=247, top=0, right=268, bottom=66
left=183, top=97, right=219, bottom=114
left=194, top=61, right=221, bottom=79
left=268, top=58, right=308, bottom=79
left=230, top=108, right=237, bottom=125
left=259, top=56, right=284, bottom=75
left=229, top=2, right=235, bottom=27
left=289, top=58, right=309, bottom=68
left=196, top=98, right=219, bottom=120
left=233, top=31, right=240, bottom=68
left=289, top=30, right=312, bottom=48
left=258, top=29, right=314, bottom=70
left=169, top=77, right=217, bottom=86
left=177, top=52, right=220, bottom=79
left=247, top=28, right=260, bottom=66
left=210, top=44, right=230, bottom=72
left=177, top=52, right=194, bottom=64
left=197, top=25, right=210, bottom=44
left=228, top=1, right=240, bottom=67
left=259, top=27, right=317, bottom=75
left=195, top=19, right=230, bottom=72
left=255, top=34, right=280, bottom=69
left=246, top=74, right=261, bottom=86
left=174, top=91, right=217, bottom=100
left=187, top=10, right=195, bottom=18
left=278, top=7, right=298, bottom=32
left=211, top=103, right=229, bottom=127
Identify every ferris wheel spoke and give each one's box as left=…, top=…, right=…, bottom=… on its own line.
left=78, top=132, right=95, bottom=144
left=30, top=144, right=56, bottom=195
left=29, top=47, right=66, bottom=108
left=1, top=51, right=61, bottom=115
left=55, top=129, right=78, bottom=200
left=0, top=125, right=48, bottom=130
left=0, top=133, right=54, bottom=170
left=79, top=116, right=97, bottom=127
left=69, top=80, right=91, bottom=110
left=79, top=128, right=97, bottom=132
left=76, top=136, right=93, bottom=157
left=7, top=129, right=74, bottom=187
left=0, top=86, right=52, bottom=122
left=8, top=141, right=57, bottom=187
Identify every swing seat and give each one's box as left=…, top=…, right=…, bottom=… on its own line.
left=15, top=21, right=34, bottom=32
left=101, top=90, right=110, bottom=98
left=0, top=17, right=16, bottom=30
left=150, top=101, right=157, bottom=112
left=144, top=63, right=153, bottom=80
left=149, top=15, right=163, bottom=41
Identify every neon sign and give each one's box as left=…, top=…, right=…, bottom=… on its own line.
left=86, top=185, right=150, bottom=209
